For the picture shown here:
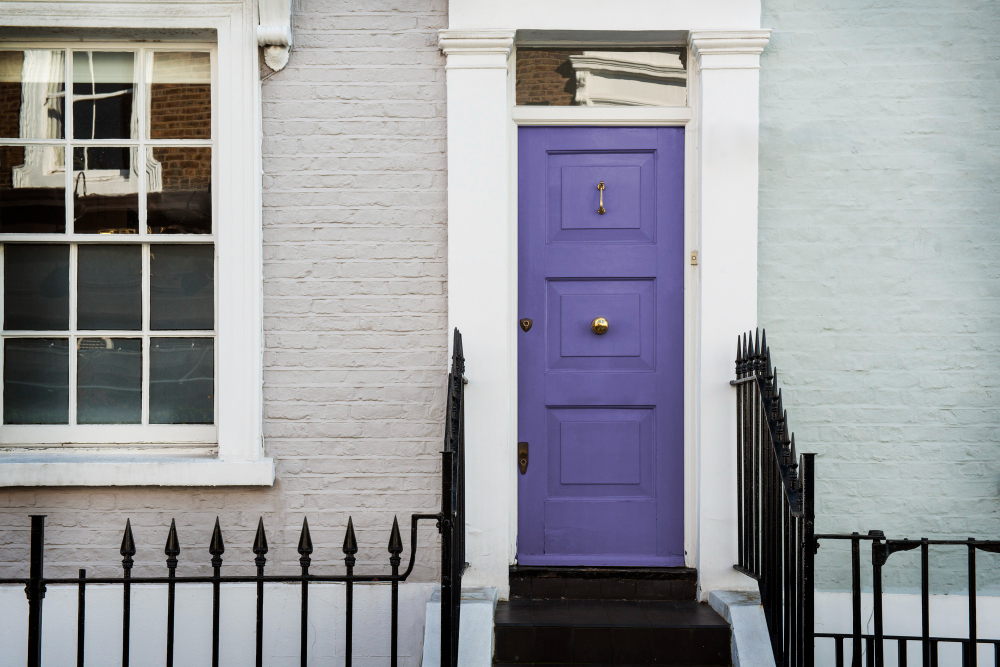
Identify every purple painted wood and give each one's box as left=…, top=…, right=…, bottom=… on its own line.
left=517, top=127, right=684, bottom=566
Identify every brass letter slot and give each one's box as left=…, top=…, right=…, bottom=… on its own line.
left=518, top=442, right=529, bottom=475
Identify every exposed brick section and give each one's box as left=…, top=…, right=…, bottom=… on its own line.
left=0, top=0, right=447, bottom=582
left=515, top=49, right=580, bottom=106
left=759, top=0, right=1000, bottom=591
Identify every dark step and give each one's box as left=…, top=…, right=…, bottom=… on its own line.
left=494, top=599, right=731, bottom=665
left=510, top=566, right=698, bottom=601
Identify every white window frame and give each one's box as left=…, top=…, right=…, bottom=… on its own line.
left=0, top=5, right=270, bottom=487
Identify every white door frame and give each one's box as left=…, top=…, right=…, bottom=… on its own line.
left=440, top=20, right=770, bottom=600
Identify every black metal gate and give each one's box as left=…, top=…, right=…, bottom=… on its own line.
left=3, top=328, right=468, bottom=667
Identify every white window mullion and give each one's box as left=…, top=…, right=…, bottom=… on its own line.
left=141, top=243, right=150, bottom=425
left=137, top=47, right=147, bottom=238
left=68, top=243, right=78, bottom=426
left=64, top=48, right=74, bottom=235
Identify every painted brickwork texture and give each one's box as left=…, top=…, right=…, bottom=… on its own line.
left=0, top=0, right=448, bottom=580
left=759, top=0, right=1000, bottom=591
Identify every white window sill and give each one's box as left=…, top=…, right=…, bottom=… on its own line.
left=0, top=456, right=274, bottom=487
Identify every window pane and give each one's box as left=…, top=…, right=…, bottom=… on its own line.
left=148, top=51, right=211, bottom=140
left=77, top=337, right=141, bottom=424
left=77, top=245, right=141, bottom=330
left=0, top=50, right=66, bottom=139
left=0, top=145, right=66, bottom=233
left=73, top=146, right=138, bottom=234
left=516, top=49, right=687, bottom=106
left=150, top=337, right=213, bottom=424
left=4, top=244, right=69, bottom=330
left=3, top=337, right=68, bottom=424
left=72, top=51, right=135, bottom=140
left=147, top=147, right=211, bottom=234
left=150, top=244, right=213, bottom=330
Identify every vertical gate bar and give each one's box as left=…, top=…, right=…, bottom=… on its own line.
left=736, top=338, right=744, bottom=569
left=343, top=517, right=357, bottom=667
left=802, top=453, right=816, bottom=667
left=968, top=540, right=977, bottom=667
left=963, top=642, right=969, bottom=667
left=930, top=641, right=938, bottom=667
left=835, top=637, right=844, bottom=667
left=921, top=539, right=929, bottom=667
left=209, top=518, right=225, bottom=667
left=899, top=639, right=906, bottom=667
left=865, top=638, right=874, bottom=667
left=165, top=519, right=180, bottom=667
left=26, top=515, right=46, bottom=667
left=388, top=516, right=403, bottom=667
left=253, top=518, right=268, bottom=667
left=753, top=342, right=760, bottom=577
left=441, top=447, right=454, bottom=667
left=873, top=538, right=885, bottom=667
left=120, top=520, right=135, bottom=667
left=851, top=534, right=862, bottom=667
left=76, top=569, right=86, bottom=667
left=297, top=518, right=313, bottom=667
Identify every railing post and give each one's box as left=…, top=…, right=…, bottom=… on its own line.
left=25, top=515, right=46, bottom=667
left=802, top=454, right=815, bottom=667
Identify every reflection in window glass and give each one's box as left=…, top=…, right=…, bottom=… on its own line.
left=150, top=244, right=214, bottom=330
left=148, top=51, right=211, bottom=140
left=0, top=145, right=66, bottom=233
left=73, top=51, right=135, bottom=140
left=150, top=337, right=213, bottom=424
left=0, top=50, right=66, bottom=139
left=3, top=338, right=68, bottom=424
left=147, top=147, right=211, bottom=234
left=77, top=337, right=141, bottom=424
left=516, top=49, right=687, bottom=107
left=3, top=244, right=69, bottom=331
left=77, top=245, right=141, bottom=330
left=73, top=146, right=139, bottom=234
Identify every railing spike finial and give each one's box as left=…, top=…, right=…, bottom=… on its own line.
left=209, top=517, right=225, bottom=569
left=120, top=518, right=136, bottom=569
left=388, top=515, right=403, bottom=570
left=760, top=329, right=767, bottom=357
left=298, top=517, right=313, bottom=569
left=253, top=517, right=268, bottom=568
left=164, top=518, right=180, bottom=562
left=388, top=515, right=403, bottom=556
left=343, top=517, right=358, bottom=556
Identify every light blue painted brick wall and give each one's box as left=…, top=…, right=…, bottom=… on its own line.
left=759, top=0, right=1000, bottom=591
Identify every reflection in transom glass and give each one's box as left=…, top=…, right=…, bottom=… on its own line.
left=516, top=48, right=687, bottom=107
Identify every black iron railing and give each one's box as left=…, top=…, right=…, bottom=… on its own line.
left=3, top=328, right=467, bottom=667
left=813, top=533, right=1000, bottom=667
left=734, top=329, right=1000, bottom=667
left=732, top=330, right=816, bottom=667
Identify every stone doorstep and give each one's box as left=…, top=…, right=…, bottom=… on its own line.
left=510, top=566, right=698, bottom=602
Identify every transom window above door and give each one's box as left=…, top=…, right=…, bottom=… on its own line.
left=516, top=48, right=687, bottom=107
left=0, top=45, right=216, bottom=446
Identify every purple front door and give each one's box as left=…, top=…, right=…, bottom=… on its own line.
left=517, top=126, right=684, bottom=566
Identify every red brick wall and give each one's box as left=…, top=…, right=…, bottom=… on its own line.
left=515, top=49, right=580, bottom=106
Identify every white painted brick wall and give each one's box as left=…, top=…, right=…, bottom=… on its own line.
left=759, top=0, right=1000, bottom=591
left=0, top=0, right=448, bottom=585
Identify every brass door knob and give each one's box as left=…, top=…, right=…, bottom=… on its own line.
left=591, top=317, right=609, bottom=335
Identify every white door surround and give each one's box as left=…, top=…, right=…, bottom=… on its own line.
left=440, top=5, right=770, bottom=600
